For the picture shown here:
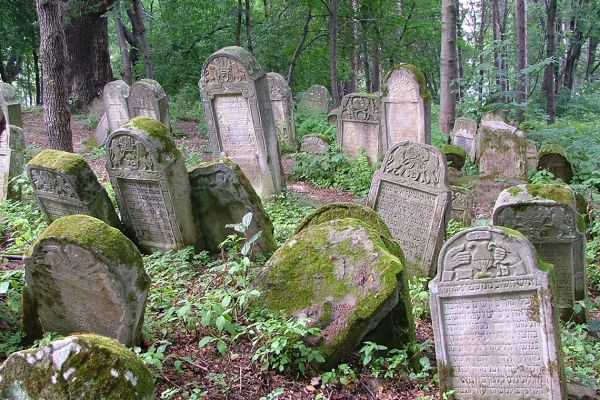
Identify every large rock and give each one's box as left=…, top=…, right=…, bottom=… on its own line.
left=0, top=334, right=155, bottom=399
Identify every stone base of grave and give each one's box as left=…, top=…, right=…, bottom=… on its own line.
left=567, top=381, right=598, bottom=399
left=474, top=179, right=525, bottom=210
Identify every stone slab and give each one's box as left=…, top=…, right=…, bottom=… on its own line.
left=128, top=79, right=171, bottom=133
left=337, top=92, right=381, bottom=163
left=267, top=72, right=296, bottom=150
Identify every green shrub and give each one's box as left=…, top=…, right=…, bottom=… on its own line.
left=294, top=105, right=334, bottom=141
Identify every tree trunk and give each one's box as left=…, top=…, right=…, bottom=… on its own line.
left=543, top=0, right=556, bottom=123
left=33, top=50, right=41, bottom=105
left=35, top=0, right=73, bottom=151
left=371, top=27, right=381, bottom=93
left=347, top=0, right=359, bottom=94
left=477, top=0, right=487, bottom=105
left=515, top=0, right=528, bottom=124
left=287, top=6, right=312, bottom=87
left=115, top=0, right=133, bottom=84
left=245, top=0, right=253, bottom=53
left=329, top=0, right=340, bottom=107
left=454, top=0, right=463, bottom=101
left=439, top=0, right=457, bottom=133
left=236, top=0, right=242, bottom=46
left=586, top=36, right=597, bottom=80
left=492, top=0, right=508, bottom=100
left=132, top=0, right=152, bottom=79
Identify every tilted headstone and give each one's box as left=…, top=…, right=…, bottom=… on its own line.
left=106, top=116, right=198, bottom=252
left=441, top=144, right=466, bottom=171
left=0, top=334, right=155, bottom=399
left=128, top=79, right=171, bottom=133
left=328, top=107, right=340, bottom=125
left=430, top=226, right=566, bottom=399
left=0, top=124, right=24, bottom=201
left=300, top=134, right=329, bottom=154
left=478, top=120, right=527, bottom=180
left=493, top=184, right=586, bottom=321
left=188, top=158, right=277, bottom=256
left=537, top=144, right=574, bottom=184
left=337, top=93, right=381, bottom=163
left=526, top=139, right=538, bottom=172
left=27, top=149, right=121, bottom=228
left=199, top=46, right=284, bottom=197
left=451, top=117, right=477, bottom=160
left=300, top=84, right=330, bottom=112
left=0, top=82, right=23, bottom=128
left=267, top=72, right=296, bottom=150
left=23, top=215, right=149, bottom=346
left=94, top=113, right=110, bottom=145
left=367, top=141, right=451, bottom=276
left=103, top=80, right=131, bottom=133
left=381, top=64, right=431, bottom=153
left=449, top=186, right=474, bottom=226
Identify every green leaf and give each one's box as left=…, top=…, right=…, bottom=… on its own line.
left=216, top=340, right=228, bottom=355
left=198, top=336, right=215, bottom=348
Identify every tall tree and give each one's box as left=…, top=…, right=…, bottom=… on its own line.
left=245, top=0, right=254, bottom=52
left=514, top=0, right=528, bottom=124
left=439, top=0, right=457, bottom=133
left=543, top=0, right=557, bottom=123
left=329, top=0, right=341, bottom=107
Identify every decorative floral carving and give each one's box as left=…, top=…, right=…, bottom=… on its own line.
left=383, top=143, right=441, bottom=185
left=109, top=135, right=154, bottom=171
left=204, top=57, right=247, bottom=84
left=341, top=95, right=379, bottom=122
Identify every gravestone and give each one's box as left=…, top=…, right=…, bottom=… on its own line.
left=526, top=139, right=538, bottom=172
left=430, top=226, right=566, bottom=399
left=328, top=107, right=340, bottom=125
left=0, top=82, right=23, bottom=128
left=106, top=116, right=198, bottom=252
left=449, top=186, right=474, bottom=226
left=337, top=93, right=381, bottom=163
left=188, top=158, right=277, bottom=256
left=94, top=113, right=110, bottom=145
left=0, top=124, right=24, bottom=201
left=538, top=144, right=574, bottom=183
left=381, top=64, right=431, bottom=153
left=300, top=84, right=330, bottom=112
left=267, top=72, right=296, bottom=150
left=441, top=144, right=466, bottom=170
left=299, top=134, right=329, bottom=154
left=481, top=109, right=507, bottom=123
left=27, top=149, right=122, bottom=228
left=451, top=117, right=477, bottom=160
left=199, top=46, right=284, bottom=198
left=23, top=215, right=149, bottom=347
left=0, top=334, right=155, bottom=399
left=493, top=184, right=586, bottom=321
left=367, top=141, right=451, bottom=277
left=103, top=80, right=131, bottom=133
left=128, top=79, right=171, bottom=133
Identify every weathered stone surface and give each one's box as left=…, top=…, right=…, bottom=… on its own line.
left=430, top=226, right=566, bottom=399
left=188, top=158, right=277, bottom=256
left=103, top=80, right=131, bottom=133
left=538, top=144, right=574, bottom=183
left=23, top=215, right=149, bottom=346
left=567, top=381, right=599, bottom=400
left=0, top=82, right=23, bottom=128
left=257, top=217, right=415, bottom=368
left=94, top=113, right=110, bottom=145
left=449, top=186, right=474, bottom=226
left=493, top=184, right=587, bottom=321
left=474, top=179, right=525, bottom=210
left=441, top=144, right=466, bottom=171
left=451, top=117, right=477, bottom=160
left=337, top=93, right=381, bottom=163
left=27, top=149, right=121, bottom=228
left=381, top=64, right=431, bottom=153
left=267, top=72, right=296, bottom=150
left=199, top=46, right=284, bottom=198
left=0, top=334, right=154, bottom=399
left=0, top=125, right=24, bottom=201
left=367, top=141, right=451, bottom=277
left=478, top=120, right=527, bottom=180
left=128, top=79, right=171, bottom=133
left=328, top=107, right=340, bottom=125
left=300, top=84, right=330, bottom=112
left=106, top=116, right=198, bottom=252
left=481, top=109, right=507, bottom=123
left=299, top=134, right=329, bottom=154
left=526, top=139, right=538, bottom=172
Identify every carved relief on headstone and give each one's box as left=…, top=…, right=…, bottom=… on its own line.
left=199, top=46, right=284, bottom=198
left=381, top=64, right=431, bottom=153
left=106, top=117, right=198, bottom=252
left=430, top=226, right=566, bottom=400
left=0, top=125, right=24, bottom=201
left=537, top=144, right=574, bottom=184
left=526, top=139, right=539, bottom=172
left=477, top=121, right=527, bottom=180
left=23, top=215, right=150, bottom=347
left=267, top=72, right=296, bottom=149
left=103, top=80, right=131, bottom=133
left=0, top=82, right=23, bottom=129
left=367, top=141, right=451, bottom=277
left=337, top=93, right=382, bottom=163
left=449, top=186, right=474, bottom=226
left=493, top=184, right=586, bottom=321
left=27, top=149, right=121, bottom=228
left=451, top=117, right=477, bottom=160
left=128, top=79, right=171, bottom=133
left=300, top=84, right=330, bottom=112
left=300, top=134, right=329, bottom=154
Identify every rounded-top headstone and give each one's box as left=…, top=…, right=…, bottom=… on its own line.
left=337, top=92, right=382, bottom=163
left=128, top=79, right=171, bottom=133
left=451, top=117, right=477, bottom=160
left=300, top=84, right=330, bottom=112
left=267, top=72, right=292, bottom=100
left=481, top=109, right=507, bottom=123
left=537, top=144, right=574, bottom=183
left=0, top=82, right=22, bottom=128
left=299, top=134, right=329, bottom=154
left=267, top=72, right=296, bottom=150
left=103, top=80, right=131, bottom=133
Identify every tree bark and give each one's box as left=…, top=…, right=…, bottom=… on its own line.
left=492, top=0, right=508, bottom=100
left=515, top=0, right=528, bottom=124
left=477, top=0, right=487, bottom=105
left=35, top=0, right=73, bottom=152
left=586, top=36, right=597, bottom=80
left=287, top=6, right=312, bottom=87
left=114, top=0, right=133, bottom=84
left=236, top=0, right=242, bottom=46
left=329, top=0, right=340, bottom=107
left=132, top=0, right=152, bottom=79
left=371, top=26, right=381, bottom=93
left=543, top=0, right=556, bottom=123
left=245, top=0, right=254, bottom=53
left=439, top=0, right=457, bottom=133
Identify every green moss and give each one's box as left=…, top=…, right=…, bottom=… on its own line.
left=441, top=144, right=466, bottom=159
left=507, top=186, right=523, bottom=196
left=538, top=143, right=570, bottom=162
left=494, top=225, right=529, bottom=241
left=384, top=63, right=430, bottom=99
left=524, top=184, right=574, bottom=206
left=125, top=116, right=180, bottom=158
left=28, top=149, right=88, bottom=176
left=449, top=174, right=479, bottom=189
left=576, top=213, right=586, bottom=234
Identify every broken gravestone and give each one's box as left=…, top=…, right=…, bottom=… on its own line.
left=0, top=123, right=24, bottom=201
left=381, top=64, right=431, bottom=153
left=23, top=215, right=149, bottom=347
left=300, top=134, right=329, bottom=154
left=188, top=158, right=277, bottom=256
left=537, top=144, right=574, bottom=184
left=267, top=72, right=296, bottom=150
left=337, top=92, right=382, bottom=163
left=199, top=46, right=284, bottom=198
left=300, top=84, right=330, bottom=112
left=27, top=149, right=122, bottom=228
left=0, top=82, right=23, bottom=128
left=441, top=144, right=466, bottom=171
left=103, top=80, right=131, bottom=133
left=128, top=78, right=171, bottom=133
left=449, top=186, right=474, bottom=226
left=106, top=116, right=198, bottom=252
left=0, top=334, right=154, bottom=399
left=367, top=141, right=451, bottom=277
left=493, top=184, right=587, bottom=322
left=430, top=226, right=566, bottom=399
left=451, top=117, right=477, bottom=160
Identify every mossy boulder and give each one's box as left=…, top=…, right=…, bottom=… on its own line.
left=257, top=218, right=416, bottom=369
left=537, top=143, right=574, bottom=183
left=0, top=334, right=154, bottom=399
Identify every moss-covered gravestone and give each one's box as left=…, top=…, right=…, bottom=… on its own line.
left=199, top=46, right=284, bottom=198
left=103, top=80, right=131, bottom=133
left=441, top=144, right=466, bottom=170
left=449, top=186, right=474, bottom=226
left=451, top=117, right=477, bottom=160
left=257, top=217, right=415, bottom=368
left=300, top=134, right=329, bottom=154
left=0, top=334, right=154, bottom=399
left=430, top=227, right=566, bottom=399
left=0, top=82, right=23, bottom=129
left=300, top=84, right=330, bottom=112
left=128, top=79, right=171, bottom=133
left=492, top=184, right=587, bottom=322
left=23, top=215, right=149, bottom=346
left=537, top=144, right=574, bottom=184
left=188, top=158, right=277, bottom=256
left=267, top=72, right=296, bottom=150
left=27, top=149, right=122, bottom=228
left=106, top=117, right=198, bottom=252
left=0, top=124, right=24, bottom=201
left=367, top=141, right=451, bottom=277
left=337, top=93, right=382, bottom=164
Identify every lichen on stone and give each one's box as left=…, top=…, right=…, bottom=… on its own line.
left=124, top=116, right=180, bottom=158
left=538, top=143, right=570, bottom=161
left=28, top=149, right=88, bottom=177
left=441, top=144, right=466, bottom=159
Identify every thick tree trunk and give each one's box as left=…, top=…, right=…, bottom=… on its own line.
left=35, top=0, right=73, bottom=152
left=329, top=0, right=340, bottom=107
left=245, top=0, right=254, bottom=53
left=543, top=0, right=556, bottom=123
left=132, top=0, right=152, bottom=79
left=439, top=0, right=457, bottom=133
left=371, top=27, right=381, bottom=93
left=115, top=0, right=133, bottom=84
left=236, top=0, right=242, bottom=46
left=287, top=6, right=312, bottom=87
left=347, top=0, right=359, bottom=94
left=515, top=0, right=528, bottom=124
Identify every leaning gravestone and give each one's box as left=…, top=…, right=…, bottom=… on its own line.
left=23, top=215, right=149, bottom=347
left=27, top=149, right=122, bottom=228
left=493, top=184, right=586, bottom=321
left=537, top=144, right=574, bottom=184
left=381, top=64, right=431, bottom=153
left=430, top=226, right=566, bottom=399
left=103, top=80, right=131, bottom=133
left=0, top=82, right=23, bottom=128
left=337, top=93, right=381, bottom=163
left=128, top=79, right=171, bottom=133
left=367, top=141, right=451, bottom=277
left=451, top=117, right=477, bottom=160
left=449, top=186, right=474, bottom=226
left=267, top=72, right=296, bottom=149
left=106, top=116, right=198, bottom=252
left=0, top=123, right=24, bottom=201
left=300, top=134, right=329, bottom=154
left=188, top=158, right=277, bottom=256
left=0, top=334, right=155, bottom=399
left=199, top=46, right=284, bottom=198
left=300, top=84, right=330, bottom=112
